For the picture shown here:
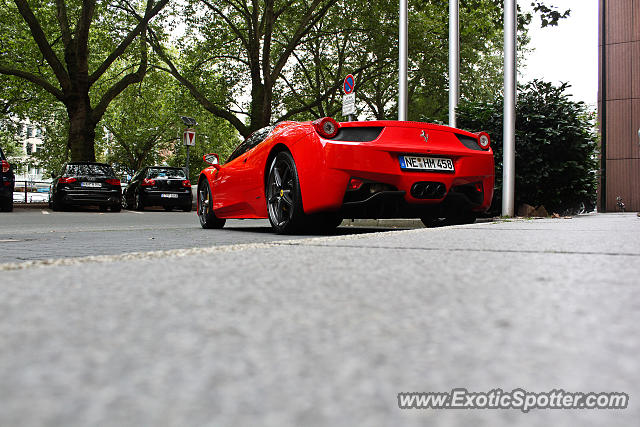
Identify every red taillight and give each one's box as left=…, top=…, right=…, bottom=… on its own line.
left=59, top=177, right=77, bottom=184
left=312, top=117, right=339, bottom=139
left=348, top=177, right=364, bottom=191
left=105, top=178, right=120, bottom=186
left=1, top=160, right=9, bottom=173
left=141, top=178, right=156, bottom=186
left=182, top=179, right=191, bottom=187
left=477, top=132, right=490, bottom=150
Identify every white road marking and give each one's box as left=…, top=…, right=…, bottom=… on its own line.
left=41, top=210, right=50, bottom=214
left=125, top=210, right=144, bottom=215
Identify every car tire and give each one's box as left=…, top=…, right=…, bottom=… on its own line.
left=198, top=179, right=226, bottom=229
left=121, top=195, right=129, bottom=210
left=445, top=212, right=476, bottom=225
left=310, top=212, right=342, bottom=233
left=266, top=151, right=306, bottom=234
left=51, top=194, right=64, bottom=212
left=99, top=205, right=108, bottom=212
left=0, top=197, right=12, bottom=212
left=164, top=206, right=173, bottom=211
left=134, top=191, right=144, bottom=211
left=111, top=204, right=121, bottom=212
left=420, top=216, right=445, bottom=228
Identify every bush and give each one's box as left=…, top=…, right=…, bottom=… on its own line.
left=457, top=80, right=598, bottom=215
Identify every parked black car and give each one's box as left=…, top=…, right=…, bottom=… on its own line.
left=123, top=166, right=192, bottom=211
left=49, top=162, right=122, bottom=211
left=0, top=145, right=15, bottom=212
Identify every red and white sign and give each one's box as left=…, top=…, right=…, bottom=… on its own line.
left=183, top=129, right=196, bottom=146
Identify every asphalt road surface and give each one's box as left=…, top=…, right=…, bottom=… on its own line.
left=1, top=212, right=638, bottom=427
left=0, top=207, right=405, bottom=263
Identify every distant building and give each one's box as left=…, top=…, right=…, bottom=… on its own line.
left=598, top=0, right=640, bottom=211
left=14, top=120, right=47, bottom=183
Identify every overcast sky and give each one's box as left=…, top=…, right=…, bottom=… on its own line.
left=520, top=0, right=598, bottom=107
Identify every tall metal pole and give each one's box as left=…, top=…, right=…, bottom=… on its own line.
left=398, top=0, right=408, bottom=121
left=502, top=0, right=516, bottom=217
left=448, top=0, right=459, bottom=128
left=186, top=143, right=190, bottom=180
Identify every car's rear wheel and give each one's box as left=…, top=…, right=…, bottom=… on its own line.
left=266, top=151, right=305, bottom=234
left=99, top=205, right=108, bottom=212
left=198, top=179, right=225, bottom=229
left=121, top=195, right=129, bottom=209
left=164, top=205, right=173, bottom=211
left=421, top=212, right=476, bottom=227
left=51, top=194, right=64, bottom=211
left=0, top=197, right=12, bottom=212
left=446, top=212, right=476, bottom=225
left=111, top=203, right=121, bottom=212
left=311, top=212, right=342, bottom=233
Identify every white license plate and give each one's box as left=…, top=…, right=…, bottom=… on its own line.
left=399, top=155, right=455, bottom=172
left=161, top=193, right=178, bottom=198
left=81, top=182, right=101, bottom=188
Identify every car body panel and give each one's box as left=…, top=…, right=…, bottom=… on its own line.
left=123, top=167, right=192, bottom=209
left=199, top=120, right=494, bottom=220
left=50, top=162, right=121, bottom=208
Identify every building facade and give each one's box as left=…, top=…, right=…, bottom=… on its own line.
left=14, top=120, right=47, bottom=183
left=599, top=0, right=640, bottom=212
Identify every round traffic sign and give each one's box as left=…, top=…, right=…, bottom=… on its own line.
left=343, top=74, right=355, bottom=94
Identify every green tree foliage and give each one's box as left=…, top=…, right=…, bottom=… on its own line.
left=151, top=0, right=567, bottom=133
left=457, top=80, right=598, bottom=215
left=150, top=0, right=361, bottom=137
left=98, top=69, right=238, bottom=181
left=0, top=0, right=169, bottom=162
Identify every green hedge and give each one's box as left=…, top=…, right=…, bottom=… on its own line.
left=457, top=80, right=598, bottom=215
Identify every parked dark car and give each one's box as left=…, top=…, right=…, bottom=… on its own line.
left=49, top=162, right=122, bottom=212
left=0, top=145, right=15, bottom=212
left=123, top=166, right=192, bottom=211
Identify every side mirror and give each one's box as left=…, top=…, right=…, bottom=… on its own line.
left=203, top=153, right=221, bottom=169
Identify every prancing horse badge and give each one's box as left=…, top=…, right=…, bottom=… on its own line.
left=420, top=130, right=429, bottom=144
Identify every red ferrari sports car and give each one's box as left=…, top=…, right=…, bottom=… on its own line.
left=197, top=118, right=494, bottom=233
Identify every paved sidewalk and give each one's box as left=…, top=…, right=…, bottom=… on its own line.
left=1, top=213, right=638, bottom=426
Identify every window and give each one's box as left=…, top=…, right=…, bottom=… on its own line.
left=226, top=125, right=275, bottom=163
left=26, top=143, right=32, bottom=155
left=65, top=164, right=115, bottom=177
left=146, top=168, right=186, bottom=179
left=26, top=126, right=33, bottom=138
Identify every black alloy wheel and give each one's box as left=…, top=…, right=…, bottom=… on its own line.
left=121, top=194, right=129, bottom=209
left=197, top=179, right=226, bottom=229
left=266, top=151, right=305, bottom=234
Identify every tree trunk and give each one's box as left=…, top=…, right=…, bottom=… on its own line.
left=66, top=96, right=96, bottom=162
